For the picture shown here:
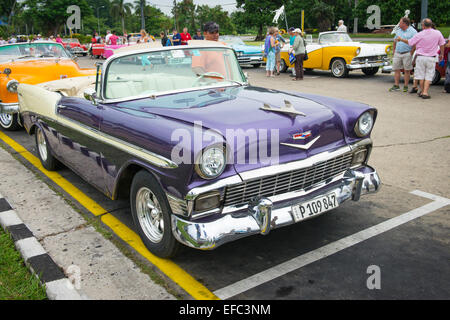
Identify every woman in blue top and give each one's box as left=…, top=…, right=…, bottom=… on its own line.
left=265, top=27, right=277, bottom=77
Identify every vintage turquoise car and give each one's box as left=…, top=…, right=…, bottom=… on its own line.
left=220, top=36, right=264, bottom=68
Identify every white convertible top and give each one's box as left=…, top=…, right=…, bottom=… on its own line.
left=37, top=76, right=96, bottom=97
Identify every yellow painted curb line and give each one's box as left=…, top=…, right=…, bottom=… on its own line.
left=0, top=130, right=219, bottom=300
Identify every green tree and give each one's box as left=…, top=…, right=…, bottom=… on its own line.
left=22, top=0, right=92, bottom=35
left=172, top=0, right=196, bottom=32
left=311, top=0, right=335, bottom=31
left=196, top=5, right=236, bottom=35
left=235, top=0, right=284, bottom=40
left=134, top=0, right=146, bottom=30
left=110, top=0, right=133, bottom=34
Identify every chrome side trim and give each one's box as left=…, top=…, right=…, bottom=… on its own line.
left=55, top=112, right=178, bottom=169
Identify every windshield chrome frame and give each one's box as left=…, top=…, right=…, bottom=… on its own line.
left=98, top=44, right=249, bottom=104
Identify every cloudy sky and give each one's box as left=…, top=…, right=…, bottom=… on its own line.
left=132, top=0, right=238, bottom=16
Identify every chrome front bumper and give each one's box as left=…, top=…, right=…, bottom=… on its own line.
left=347, top=61, right=390, bottom=70
left=172, top=165, right=380, bottom=250
left=0, top=102, right=19, bottom=114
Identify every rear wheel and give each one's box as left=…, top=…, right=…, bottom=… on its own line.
left=431, top=70, right=441, bottom=85
left=35, top=126, right=58, bottom=171
left=130, top=170, right=180, bottom=258
left=362, top=67, right=379, bottom=76
left=330, top=58, right=349, bottom=78
left=0, top=113, right=21, bottom=131
left=279, top=59, right=288, bottom=73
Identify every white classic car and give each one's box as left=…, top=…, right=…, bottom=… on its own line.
left=279, top=31, right=392, bottom=77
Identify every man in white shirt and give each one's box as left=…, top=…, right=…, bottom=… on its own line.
left=337, top=20, right=347, bottom=32
left=105, top=30, right=112, bottom=45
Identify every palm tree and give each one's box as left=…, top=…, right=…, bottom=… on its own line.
left=134, top=0, right=146, bottom=30
left=110, top=0, right=133, bottom=34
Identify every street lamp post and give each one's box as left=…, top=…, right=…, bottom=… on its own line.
left=97, top=6, right=105, bottom=35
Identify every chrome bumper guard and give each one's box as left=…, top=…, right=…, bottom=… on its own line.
left=0, top=102, right=19, bottom=114
left=381, top=65, right=392, bottom=73
left=172, top=165, right=380, bottom=250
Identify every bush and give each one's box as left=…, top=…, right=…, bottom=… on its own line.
left=70, top=33, right=92, bottom=44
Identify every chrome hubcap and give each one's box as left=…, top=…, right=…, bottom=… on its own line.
left=332, top=61, right=344, bottom=76
left=36, top=128, right=48, bottom=161
left=136, top=187, right=164, bottom=243
left=0, top=113, right=12, bottom=127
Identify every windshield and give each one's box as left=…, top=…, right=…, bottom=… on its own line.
left=221, top=37, right=245, bottom=46
left=104, top=47, right=245, bottom=100
left=0, top=43, right=71, bottom=62
left=319, top=33, right=353, bottom=44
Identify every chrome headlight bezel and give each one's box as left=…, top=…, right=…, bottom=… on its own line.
left=354, top=111, right=374, bottom=137
left=195, top=145, right=227, bottom=180
left=6, top=79, right=19, bottom=93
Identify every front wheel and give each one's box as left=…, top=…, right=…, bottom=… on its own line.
left=130, top=170, right=180, bottom=258
left=330, top=58, right=349, bottom=78
left=362, top=67, right=379, bottom=76
left=35, top=126, right=59, bottom=171
left=0, top=113, right=21, bottom=131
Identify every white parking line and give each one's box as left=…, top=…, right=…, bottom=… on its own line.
left=213, top=190, right=450, bottom=300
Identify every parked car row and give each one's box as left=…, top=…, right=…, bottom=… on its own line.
left=1, top=40, right=380, bottom=258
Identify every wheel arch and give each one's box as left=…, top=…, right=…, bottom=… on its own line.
left=112, top=161, right=165, bottom=201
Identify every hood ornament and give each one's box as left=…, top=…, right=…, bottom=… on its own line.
left=260, top=100, right=306, bottom=118
left=281, top=136, right=320, bottom=150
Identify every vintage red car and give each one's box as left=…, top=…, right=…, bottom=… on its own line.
left=62, top=38, right=88, bottom=56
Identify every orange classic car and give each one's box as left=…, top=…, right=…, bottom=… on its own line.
left=0, top=41, right=95, bottom=130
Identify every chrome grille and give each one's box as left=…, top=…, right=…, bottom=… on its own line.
left=224, top=152, right=354, bottom=207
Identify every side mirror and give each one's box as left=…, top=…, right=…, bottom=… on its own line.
left=84, top=88, right=98, bottom=104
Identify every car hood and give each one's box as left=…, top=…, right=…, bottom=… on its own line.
left=115, top=86, right=349, bottom=173
left=230, top=44, right=263, bottom=55
left=354, top=42, right=389, bottom=57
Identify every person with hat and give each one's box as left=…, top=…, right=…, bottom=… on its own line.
left=289, top=28, right=306, bottom=80
left=193, top=29, right=204, bottom=40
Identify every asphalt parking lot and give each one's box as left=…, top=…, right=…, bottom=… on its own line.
left=1, top=56, right=449, bottom=300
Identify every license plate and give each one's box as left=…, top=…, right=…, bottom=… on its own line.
left=291, top=192, right=338, bottom=222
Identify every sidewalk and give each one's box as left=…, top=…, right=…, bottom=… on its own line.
left=0, top=145, right=175, bottom=300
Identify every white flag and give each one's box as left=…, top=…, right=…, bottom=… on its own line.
left=273, top=5, right=285, bottom=24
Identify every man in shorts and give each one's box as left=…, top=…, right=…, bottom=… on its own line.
left=397, top=18, right=445, bottom=99
left=389, top=17, right=417, bottom=92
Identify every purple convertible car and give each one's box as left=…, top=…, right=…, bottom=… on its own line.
left=15, top=41, right=380, bottom=258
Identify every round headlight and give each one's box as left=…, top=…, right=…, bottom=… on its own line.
left=196, top=146, right=226, bottom=179
left=356, top=47, right=361, bottom=55
left=355, top=111, right=374, bottom=137
left=6, top=79, right=19, bottom=93
left=385, top=46, right=391, bottom=54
